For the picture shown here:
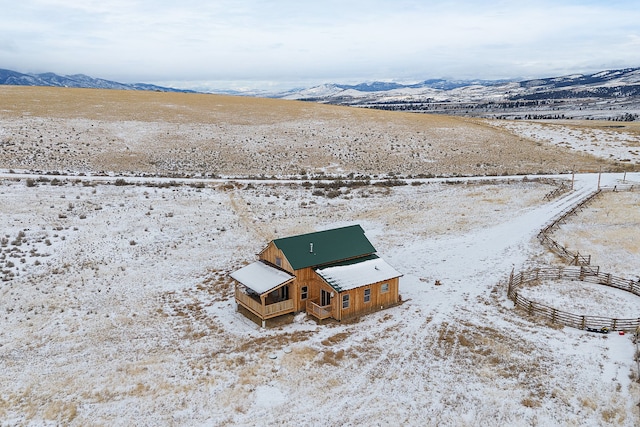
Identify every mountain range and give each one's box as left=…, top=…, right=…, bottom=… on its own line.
left=282, top=68, right=640, bottom=101
left=0, top=69, right=194, bottom=93
left=279, top=68, right=640, bottom=120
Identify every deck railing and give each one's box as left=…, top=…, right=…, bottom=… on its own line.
left=306, top=299, right=332, bottom=320
left=235, top=288, right=294, bottom=319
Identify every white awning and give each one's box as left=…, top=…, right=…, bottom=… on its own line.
left=230, top=261, right=295, bottom=295
left=315, top=257, right=402, bottom=292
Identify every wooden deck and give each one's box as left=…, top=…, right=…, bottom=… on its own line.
left=306, top=299, right=332, bottom=320
left=235, top=288, right=295, bottom=320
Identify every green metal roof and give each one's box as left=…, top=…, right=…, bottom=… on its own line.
left=273, top=224, right=376, bottom=270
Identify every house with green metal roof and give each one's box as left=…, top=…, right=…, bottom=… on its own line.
left=231, top=225, right=402, bottom=327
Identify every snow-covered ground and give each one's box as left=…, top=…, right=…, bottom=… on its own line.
left=1, top=172, right=639, bottom=426
left=489, top=121, right=640, bottom=165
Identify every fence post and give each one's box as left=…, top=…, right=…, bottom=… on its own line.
left=528, top=301, right=534, bottom=316
left=519, top=272, right=524, bottom=287
left=508, top=269, right=514, bottom=298
left=551, top=309, right=557, bottom=324
left=612, top=319, right=617, bottom=331
left=581, top=316, right=586, bottom=330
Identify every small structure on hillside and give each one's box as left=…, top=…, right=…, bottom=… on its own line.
left=230, top=225, right=402, bottom=327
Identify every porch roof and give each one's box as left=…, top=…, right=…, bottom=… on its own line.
left=315, top=255, right=402, bottom=292
left=230, top=261, right=295, bottom=295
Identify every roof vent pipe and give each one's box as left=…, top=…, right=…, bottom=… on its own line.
left=310, top=242, right=314, bottom=253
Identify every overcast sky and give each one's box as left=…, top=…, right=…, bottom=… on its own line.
left=2, top=0, right=640, bottom=91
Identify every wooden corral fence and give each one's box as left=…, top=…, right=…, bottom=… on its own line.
left=543, top=182, right=569, bottom=201
left=537, top=183, right=637, bottom=268
left=537, top=189, right=602, bottom=267
left=507, top=266, right=640, bottom=332
left=506, top=181, right=640, bottom=332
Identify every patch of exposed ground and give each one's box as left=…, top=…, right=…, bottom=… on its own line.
left=0, top=86, right=616, bottom=177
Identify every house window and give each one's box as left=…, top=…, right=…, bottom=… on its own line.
left=342, top=294, right=350, bottom=309
left=364, top=288, right=371, bottom=303
left=301, top=286, right=308, bottom=300
left=381, top=283, right=389, bottom=293
left=275, top=257, right=282, bottom=267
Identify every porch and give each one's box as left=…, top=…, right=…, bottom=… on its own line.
left=306, top=299, right=332, bottom=320
left=235, top=287, right=295, bottom=321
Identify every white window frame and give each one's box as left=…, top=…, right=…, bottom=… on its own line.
left=381, top=283, right=389, bottom=293
left=364, top=288, right=371, bottom=303
left=275, top=257, right=282, bottom=267
left=342, top=294, right=350, bottom=309
left=301, top=286, right=308, bottom=300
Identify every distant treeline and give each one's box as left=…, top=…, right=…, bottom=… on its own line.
left=508, top=85, right=640, bottom=101
left=359, top=99, right=559, bottom=112
left=347, top=100, right=639, bottom=121
left=494, top=114, right=639, bottom=121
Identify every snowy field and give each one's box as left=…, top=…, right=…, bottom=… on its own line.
left=488, top=120, right=640, bottom=165
left=1, top=171, right=639, bottom=426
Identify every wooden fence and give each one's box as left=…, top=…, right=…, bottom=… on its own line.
left=507, top=266, right=640, bottom=331
left=537, top=189, right=602, bottom=266
left=543, top=182, right=569, bottom=201
left=537, top=183, right=637, bottom=267
left=506, top=182, right=640, bottom=332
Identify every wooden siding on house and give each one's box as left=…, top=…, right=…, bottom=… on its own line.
left=259, top=242, right=294, bottom=274
left=337, top=277, right=400, bottom=321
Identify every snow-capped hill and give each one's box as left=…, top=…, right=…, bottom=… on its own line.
left=517, top=67, right=640, bottom=90
left=282, top=83, right=346, bottom=100
left=282, top=67, right=640, bottom=120
left=0, top=69, right=194, bottom=93
left=283, top=78, right=514, bottom=100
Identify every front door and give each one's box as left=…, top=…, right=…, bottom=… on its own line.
left=321, top=289, right=331, bottom=307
